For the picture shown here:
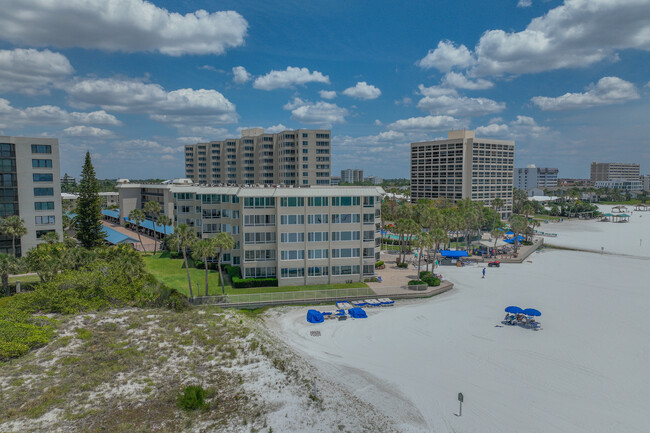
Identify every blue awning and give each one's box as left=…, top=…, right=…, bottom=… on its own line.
left=102, top=209, right=120, bottom=219
left=101, top=225, right=137, bottom=245
left=124, top=216, right=174, bottom=235
left=440, top=250, right=468, bottom=258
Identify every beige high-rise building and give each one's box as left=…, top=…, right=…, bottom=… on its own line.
left=0, top=136, right=63, bottom=256
left=410, top=130, right=514, bottom=218
left=118, top=183, right=382, bottom=286
left=185, top=128, right=331, bottom=186
left=590, top=162, right=640, bottom=182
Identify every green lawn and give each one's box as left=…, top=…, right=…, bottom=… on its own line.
left=9, top=274, right=41, bottom=284
left=599, top=200, right=647, bottom=205
left=143, top=252, right=228, bottom=296
left=143, top=252, right=369, bottom=297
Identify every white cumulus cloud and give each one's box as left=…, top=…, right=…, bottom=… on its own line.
left=283, top=97, right=347, bottom=126
left=253, top=67, right=330, bottom=90
left=387, top=115, right=466, bottom=133
left=416, top=85, right=506, bottom=117
left=342, top=82, right=382, bottom=100
left=66, top=78, right=237, bottom=126
left=0, top=0, right=248, bottom=56
left=0, top=49, right=73, bottom=95
left=517, top=0, right=532, bottom=8
left=441, top=72, right=493, bottom=90
left=531, top=76, right=640, bottom=111
left=63, top=126, right=115, bottom=138
left=0, top=98, right=121, bottom=130
left=319, top=90, right=337, bottom=99
left=266, top=124, right=288, bottom=133
left=417, top=40, right=475, bottom=72
left=232, top=66, right=251, bottom=84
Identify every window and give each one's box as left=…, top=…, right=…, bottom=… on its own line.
left=32, top=159, right=52, bottom=168
left=34, top=187, right=53, bottom=196
left=308, top=249, right=328, bottom=259
left=244, top=249, right=276, bottom=262
left=307, top=232, right=328, bottom=242
left=331, top=196, right=360, bottom=206
left=244, top=267, right=276, bottom=278
left=35, top=201, right=55, bottom=211
left=363, top=247, right=374, bottom=258
left=31, top=144, right=52, bottom=154
left=280, top=214, right=305, bottom=225
left=175, top=192, right=194, bottom=200
left=281, top=267, right=304, bottom=278
left=363, top=213, right=375, bottom=224
left=308, top=266, right=328, bottom=277
left=36, top=229, right=56, bottom=239
left=332, top=231, right=360, bottom=241
left=363, top=196, right=375, bottom=207
left=332, top=265, right=360, bottom=275
left=331, top=248, right=360, bottom=258
left=35, top=215, right=55, bottom=225
left=201, top=194, right=221, bottom=204
left=363, top=230, right=374, bottom=241
left=307, top=197, right=328, bottom=206
left=0, top=143, right=15, bottom=157
left=244, top=214, right=275, bottom=226
left=307, top=214, right=328, bottom=224
left=332, top=213, right=360, bottom=224
left=244, top=232, right=276, bottom=244
left=280, top=197, right=305, bottom=207
left=363, top=264, right=375, bottom=275
left=33, top=173, right=53, bottom=182
left=244, top=197, right=275, bottom=208
left=280, top=232, right=305, bottom=243
left=281, top=250, right=305, bottom=260
left=0, top=173, right=16, bottom=187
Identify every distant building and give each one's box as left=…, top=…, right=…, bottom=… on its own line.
left=61, top=173, right=76, bottom=185
left=411, top=129, right=514, bottom=218
left=0, top=136, right=63, bottom=256
left=640, top=175, right=650, bottom=191
left=594, top=179, right=642, bottom=191
left=557, top=178, right=591, bottom=187
left=341, top=169, right=364, bottom=184
left=366, top=176, right=383, bottom=185
left=184, top=128, right=331, bottom=186
left=590, top=162, right=640, bottom=182
left=330, top=176, right=341, bottom=186
left=515, top=165, right=558, bottom=191
left=99, top=191, right=119, bottom=207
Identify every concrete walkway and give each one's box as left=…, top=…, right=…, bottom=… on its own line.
left=101, top=220, right=159, bottom=252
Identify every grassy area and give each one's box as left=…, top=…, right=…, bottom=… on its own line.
left=532, top=214, right=564, bottom=221
left=600, top=200, right=648, bottom=205
left=144, top=252, right=369, bottom=297
left=8, top=274, right=41, bottom=284
left=142, top=252, right=228, bottom=296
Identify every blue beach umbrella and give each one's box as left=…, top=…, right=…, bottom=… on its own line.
left=505, top=306, right=523, bottom=314
left=523, top=308, right=541, bottom=317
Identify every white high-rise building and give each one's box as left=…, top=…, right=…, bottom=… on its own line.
left=515, top=165, right=558, bottom=191
left=0, top=136, right=63, bottom=256
left=410, top=130, right=515, bottom=218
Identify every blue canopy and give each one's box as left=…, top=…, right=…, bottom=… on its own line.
left=101, top=209, right=120, bottom=219
left=306, top=309, right=324, bottom=323
left=523, top=308, right=541, bottom=317
left=348, top=307, right=367, bottom=319
left=505, top=306, right=523, bottom=314
left=505, top=230, right=514, bottom=235
left=440, top=250, right=468, bottom=258
left=335, top=309, right=346, bottom=316
left=101, top=226, right=137, bottom=245
left=124, top=216, right=175, bottom=236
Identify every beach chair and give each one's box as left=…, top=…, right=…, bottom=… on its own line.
left=336, top=301, right=353, bottom=309
left=377, top=276, right=383, bottom=283
left=351, top=300, right=368, bottom=307
left=378, top=298, right=394, bottom=306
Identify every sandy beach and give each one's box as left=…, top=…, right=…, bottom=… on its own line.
left=266, top=207, right=650, bottom=432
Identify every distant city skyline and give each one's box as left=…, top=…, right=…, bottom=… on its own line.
left=0, top=0, right=649, bottom=179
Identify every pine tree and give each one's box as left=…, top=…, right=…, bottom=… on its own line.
left=76, top=152, right=104, bottom=248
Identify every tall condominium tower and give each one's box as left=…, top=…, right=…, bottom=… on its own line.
left=340, top=169, right=364, bottom=184
left=185, top=128, right=331, bottom=186
left=0, top=136, right=63, bottom=256
left=515, top=165, right=559, bottom=191
left=410, top=130, right=515, bottom=218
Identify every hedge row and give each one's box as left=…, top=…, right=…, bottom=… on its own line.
left=231, top=277, right=278, bottom=289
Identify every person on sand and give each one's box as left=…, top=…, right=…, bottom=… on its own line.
left=482, top=268, right=486, bottom=279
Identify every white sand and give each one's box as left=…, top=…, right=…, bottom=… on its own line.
left=267, top=210, right=650, bottom=432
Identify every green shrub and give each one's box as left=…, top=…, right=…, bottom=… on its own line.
left=421, top=276, right=441, bottom=286
left=375, top=261, right=384, bottom=268
left=407, top=280, right=426, bottom=285
left=419, top=271, right=431, bottom=279
left=226, top=265, right=241, bottom=279
left=232, top=277, right=278, bottom=288
left=397, top=262, right=408, bottom=268
left=177, top=385, right=206, bottom=411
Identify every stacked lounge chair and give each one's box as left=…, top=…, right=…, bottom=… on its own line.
left=351, top=300, right=368, bottom=307
left=364, top=299, right=383, bottom=307
left=336, top=301, right=353, bottom=309
left=377, top=298, right=395, bottom=306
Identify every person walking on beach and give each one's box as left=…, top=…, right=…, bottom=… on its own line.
left=482, top=268, right=486, bottom=279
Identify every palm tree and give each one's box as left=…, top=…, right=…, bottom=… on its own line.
left=167, top=223, right=197, bottom=298
left=0, top=216, right=27, bottom=257
left=157, top=214, right=172, bottom=251
left=144, top=201, right=162, bottom=255
left=510, top=215, right=528, bottom=254
left=490, top=228, right=504, bottom=255
left=128, top=209, right=147, bottom=253
left=41, top=231, right=60, bottom=244
left=0, top=253, right=25, bottom=294
left=213, top=232, right=235, bottom=296
left=192, top=239, right=216, bottom=297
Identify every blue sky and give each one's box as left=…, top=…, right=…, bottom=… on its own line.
left=1, top=0, right=649, bottom=180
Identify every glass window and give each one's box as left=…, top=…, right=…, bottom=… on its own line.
left=31, top=144, right=52, bottom=154
left=32, top=159, right=53, bottom=168
left=0, top=158, right=16, bottom=172
left=33, top=173, right=53, bottom=182
left=35, top=201, right=55, bottom=211
left=34, top=187, right=54, bottom=196
left=35, top=215, right=55, bottom=224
